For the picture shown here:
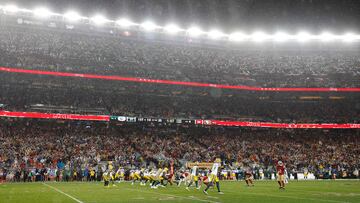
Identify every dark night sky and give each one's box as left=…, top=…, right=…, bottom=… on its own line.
left=4, top=0, right=360, bottom=33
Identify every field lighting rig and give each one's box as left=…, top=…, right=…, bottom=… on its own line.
left=0, top=4, right=360, bottom=44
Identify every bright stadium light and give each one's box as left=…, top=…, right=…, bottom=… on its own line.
left=251, top=31, right=269, bottom=42
left=296, top=31, right=312, bottom=42
left=341, top=33, right=360, bottom=42
left=140, top=21, right=158, bottom=31
left=91, top=15, right=108, bottom=25
left=33, top=7, right=53, bottom=18
left=229, top=32, right=247, bottom=42
left=187, top=26, right=203, bottom=37
left=273, top=32, right=292, bottom=42
left=64, top=11, right=82, bottom=22
left=116, top=18, right=136, bottom=27
left=4, top=4, right=19, bottom=13
left=207, top=29, right=225, bottom=39
left=2, top=4, right=360, bottom=44
left=164, top=24, right=183, bottom=34
left=319, top=32, right=336, bottom=42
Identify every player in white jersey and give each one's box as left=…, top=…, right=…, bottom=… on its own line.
left=177, top=169, right=190, bottom=187
left=107, top=163, right=116, bottom=186
left=131, top=169, right=142, bottom=185
left=159, top=168, right=169, bottom=187
left=151, top=167, right=164, bottom=189
left=141, top=169, right=150, bottom=185
left=303, top=167, right=309, bottom=180
left=149, top=168, right=157, bottom=186
left=203, top=162, right=223, bottom=195
left=186, top=164, right=200, bottom=190
left=284, top=169, right=289, bottom=184
left=115, top=168, right=124, bottom=183
left=259, top=168, right=264, bottom=180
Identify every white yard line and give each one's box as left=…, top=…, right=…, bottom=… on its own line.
left=43, top=183, right=84, bottom=203
left=126, top=188, right=221, bottom=203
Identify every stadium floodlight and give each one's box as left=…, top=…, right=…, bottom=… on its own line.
left=229, top=32, right=247, bottom=42
left=319, top=32, right=336, bottom=42
left=296, top=31, right=312, bottom=42
left=116, top=18, right=136, bottom=27
left=251, top=31, right=269, bottom=42
left=187, top=26, right=203, bottom=37
left=33, top=7, right=53, bottom=18
left=140, top=21, right=158, bottom=31
left=4, top=4, right=19, bottom=13
left=273, top=32, right=292, bottom=42
left=341, top=33, right=359, bottom=42
left=164, top=24, right=183, bottom=34
left=91, top=15, right=108, bottom=25
left=207, top=29, right=225, bottom=39
left=64, top=11, right=82, bottom=22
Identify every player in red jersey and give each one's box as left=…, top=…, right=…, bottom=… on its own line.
left=200, top=174, right=209, bottom=187
left=276, top=161, right=286, bottom=190
left=165, top=162, right=175, bottom=186
left=177, top=170, right=190, bottom=186
left=245, top=168, right=254, bottom=187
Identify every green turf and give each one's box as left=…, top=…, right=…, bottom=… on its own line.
left=1, top=180, right=359, bottom=203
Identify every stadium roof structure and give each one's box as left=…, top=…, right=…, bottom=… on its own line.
left=1, top=4, right=360, bottom=43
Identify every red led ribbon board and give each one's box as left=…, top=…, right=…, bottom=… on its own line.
left=1, top=66, right=360, bottom=92
left=195, top=120, right=360, bottom=129
left=0, top=111, right=359, bottom=128
left=0, top=111, right=110, bottom=121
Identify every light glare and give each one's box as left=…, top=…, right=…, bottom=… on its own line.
left=319, top=32, right=336, bottom=42
left=341, top=33, right=359, bottom=42
left=296, top=31, right=312, bottom=42
left=4, top=5, right=19, bottom=13
left=164, top=24, right=183, bottom=34
left=91, top=15, right=108, bottom=25
left=208, top=29, right=225, bottom=39
left=64, top=11, right=81, bottom=22
left=33, top=7, right=53, bottom=18
left=251, top=31, right=269, bottom=42
left=141, top=21, right=158, bottom=31
left=116, top=18, right=135, bottom=27
left=229, top=32, right=247, bottom=41
left=273, top=32, right=292, bottom=42
left=187, top=27, right=203, bottom=37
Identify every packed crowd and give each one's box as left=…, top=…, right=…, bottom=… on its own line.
left=0, top=21, right=359, bottom=123
left=0, top=19, right=359, bottom=183
left=0, top=23, right=359, bottom=88
left=1, top=121, right=359, bottom=182
left=1, top=73, right=359, bottom=123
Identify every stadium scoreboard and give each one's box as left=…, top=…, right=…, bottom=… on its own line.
left=110, top=116, right=195, bottom=124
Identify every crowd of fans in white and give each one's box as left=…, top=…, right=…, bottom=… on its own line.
left=0, top=24, right=359, bottom=88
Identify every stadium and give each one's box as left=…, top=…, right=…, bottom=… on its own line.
left=0, top=0, right=359, bottom=202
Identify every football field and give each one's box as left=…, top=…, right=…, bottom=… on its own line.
left=1, top=180, right=360, bottom=203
